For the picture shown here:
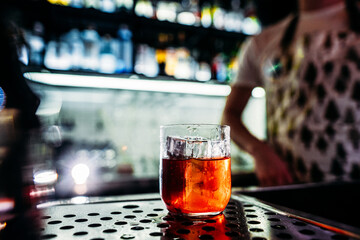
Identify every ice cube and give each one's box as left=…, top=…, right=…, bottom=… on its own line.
left=166, top=136, right=209, bottom=159
left=166, top=136, right=187, bottom=159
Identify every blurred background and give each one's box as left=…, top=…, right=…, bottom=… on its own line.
left=0, top=0, right=296, bottom=206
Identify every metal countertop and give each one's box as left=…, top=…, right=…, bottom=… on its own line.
left=35, top=192, right=360, bottom=240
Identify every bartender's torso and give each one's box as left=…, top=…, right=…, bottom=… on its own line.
left=243, top=2, right=360, bottom=182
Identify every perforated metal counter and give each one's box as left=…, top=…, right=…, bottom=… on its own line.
left=36, top=193, right=360, bottom=240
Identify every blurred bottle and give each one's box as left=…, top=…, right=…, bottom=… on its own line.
left=226, top=54, right=239, bottom=84
left=99, top=0, right=116, bottom=13
left=47, top=0, right=71, bottom=5
left=224, top=0, right=243, bottom=32
left=44, top=40, right=73, bottom=70
left=81, top=25, right=100, bottom=71
left=174, top=48, right=194, bottom=80
left=63, top=28, right=85, bottom=70
left=164, top=47, right=176, bottom=77
left=177, top=0, right=200, bottom=26
left=117, top=25, right=133, bottom=73
left=69, top=0, right=84, bottom=8
left=156, top=1, right=178, bottom=23
left=99, top=34, right=117, bottom=74
left=135, top=0, right=154, bottom=18
left=212, top=1, right=225, bottom=30
left=212, top=53, right=227, bottom=83
left=200, top=2, right=212, bottom=28
left=134, top=44, right=159, bottom=77
left=115, top=0, right=133, bottom=11
left=224, top=10, right=243, bottom=32
left=195, top=61, right=211, bottom=81
left=155, top=49, right=166, bottom=76
left=84, top=0, right=100, bottom=9
left=25, top=22, right=45, bottom=67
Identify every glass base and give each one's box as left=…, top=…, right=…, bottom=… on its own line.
left=169, top=211, right=222, bottom=219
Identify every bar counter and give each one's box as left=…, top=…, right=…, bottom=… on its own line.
left=3, top=182, right=360, bottom=240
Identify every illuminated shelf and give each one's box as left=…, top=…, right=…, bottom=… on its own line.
left=25, top=72, right=232, bottom=97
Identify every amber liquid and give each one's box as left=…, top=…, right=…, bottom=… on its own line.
left=160, top=157, right=231, bottom=216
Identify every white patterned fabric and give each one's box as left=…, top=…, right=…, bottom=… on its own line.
left=234, top=2, right=360, bottom=182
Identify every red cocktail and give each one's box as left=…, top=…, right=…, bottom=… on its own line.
left=160, top=124, right=231, bottom=217
left=161, top=157, right=231, bottom=216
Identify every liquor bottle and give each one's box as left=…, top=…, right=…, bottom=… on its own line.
left=212, top=1, right=226, bottom=30
left=200, top=3, right=212, bottom=28
left=99, top=34, right=117, bottom=74
left=195, top=62, right=211, bottom=81
left=115, top=0, right=133, bottom=11
left=134, top=0, right=154, bottom=18
left=69, top=0, right=84, bottom=8
left=81, top=25, right=100, bottom=71
left=117, top=25, right=133, bottom=73
left=212, top=53, right=227, bottom=82
left=177, top=0, right=200, bottom=26
left=25, top=22, right=45, bottom=67
left=84, top=0, right=100, bottom=9
left=63, top=29, right=84, bottom=70
left=134, top=44, right=159, bottom=77
left=99, top=0, right=116, bottom=13
left=174, top=48, right=193, bottom=80
left=44, top=39, right=73, bottom=70
left=156, top=1, right=178, bottom=23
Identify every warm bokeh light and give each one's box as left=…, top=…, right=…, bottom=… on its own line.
left=0, top=198, right=14, bottom=213
left=33, top=170, right=58, bottom=185
left=29, top=187, right=55, bottom=198
left=251, top=87, right=266, bottom=98
left=71, top=163, right=90, bottom=184
left=0, top=222, right=7, bottom=231
left=74, top=184, right=88, bottom=195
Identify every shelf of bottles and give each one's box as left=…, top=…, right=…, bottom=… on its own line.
left=21, top=0, right=261, bottom=84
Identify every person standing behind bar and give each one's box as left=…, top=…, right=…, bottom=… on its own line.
left=222, top=0, right=360, bottom=186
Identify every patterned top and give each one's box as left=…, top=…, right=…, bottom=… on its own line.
left=234, top=2, right=360, bottom=183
